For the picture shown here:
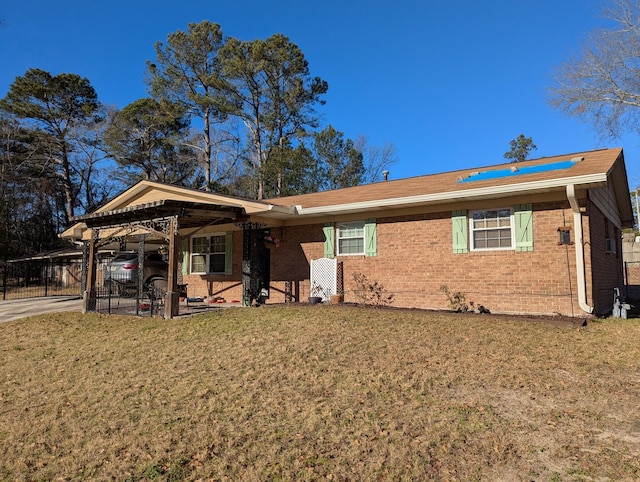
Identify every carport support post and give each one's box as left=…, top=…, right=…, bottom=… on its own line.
left=164, top=216, right=180, bottom=319
left=82, top=230, right=97, bottom=313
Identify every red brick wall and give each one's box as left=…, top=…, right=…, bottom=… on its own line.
left=179, top=198, right=623, bottom=317
left=268, top=201, right=588, bottom=316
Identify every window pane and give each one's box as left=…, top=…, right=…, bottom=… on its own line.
left=211, top=235, right=225, bottom=253
left=338, top=223, right=364, bottom=237
left=474, top=231, right=488, bottom=249
left=487, top=237, right=499, bottom=248
left=486, top=218, right=498, bottom=228
left=500, top=229, right=512, bottom=247
left=339, top=238, right=364, bottom=254
left=209, top=253, right=225, bottom=273
left=192, top=237, right=208, bottom=254
left=191, top=254, right=206, bottom=273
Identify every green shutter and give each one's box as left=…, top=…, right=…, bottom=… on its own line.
left=323, top=223, right=335, bottom=258
left=225, top=231, right=233, bottom=275
left=364, top=219, right=377, bottom=257
left=452, top=210, right=468, bottom=254
left=515, top=204, right=533, bottom=252
left=181, top=237, right=189, bottom=275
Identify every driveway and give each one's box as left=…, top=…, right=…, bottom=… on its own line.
left=0, top=296, right=83, bottom=323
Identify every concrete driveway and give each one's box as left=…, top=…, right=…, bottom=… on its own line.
left=0, top=296, right=83, bottom=323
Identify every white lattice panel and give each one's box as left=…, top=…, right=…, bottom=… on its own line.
left=310, top=258, right=337, bottom=301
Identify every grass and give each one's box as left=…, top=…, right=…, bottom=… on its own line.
left=1, top=305, right=639, bottom=481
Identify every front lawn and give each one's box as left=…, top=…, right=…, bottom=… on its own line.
left=1, top=306, right=639, bottom=480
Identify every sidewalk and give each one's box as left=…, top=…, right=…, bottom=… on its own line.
left=0, top=296, right=83, bottom=323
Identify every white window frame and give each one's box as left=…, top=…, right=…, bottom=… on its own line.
left=336, top=221, right=365, bottom=256
left=190, top=234, right=227, bottom=274
left=469, top=208, right=515, bottom=251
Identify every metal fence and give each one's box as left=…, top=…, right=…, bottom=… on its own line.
left=1, top=258, right=83, bottom=300
left=93, top=272, right=165, bottom=317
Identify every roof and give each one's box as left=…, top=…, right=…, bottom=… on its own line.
left=60, top=147, right=635, bottom=240
left=61, top=180, right=296, bottom=239
left=267, top=148, right=630, bottom=218
left=71, top=199, right=246, bottom=229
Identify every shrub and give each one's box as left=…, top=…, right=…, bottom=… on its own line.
left=440, top=284, right=469, bottom=312
left=352, top=272, right=395, bottom=306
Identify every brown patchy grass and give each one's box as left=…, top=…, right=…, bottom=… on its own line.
left=1, top=306, right=639, bottom=481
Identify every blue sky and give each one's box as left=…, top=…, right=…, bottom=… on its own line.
left=1, top=0, right=638, bottom=188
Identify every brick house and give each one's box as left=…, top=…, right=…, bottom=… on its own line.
left=63, top=147, right=633, bottom=318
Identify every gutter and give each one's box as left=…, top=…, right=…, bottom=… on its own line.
left=566, top=184, right=594, bottom=314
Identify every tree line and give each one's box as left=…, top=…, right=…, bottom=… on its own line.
left=5, top=0, right=640, bottom=259
left=0, top=21, right=396, bottom=259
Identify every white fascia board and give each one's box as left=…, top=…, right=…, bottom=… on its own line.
left=295, top=173, right=608, bottom=216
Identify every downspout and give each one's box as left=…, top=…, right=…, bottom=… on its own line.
left=566, top=184, right=594, bottom=314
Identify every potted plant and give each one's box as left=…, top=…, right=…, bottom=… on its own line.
left=330, top=293, right=344, bottom=304
left=308, top=282, right=324, bottom=304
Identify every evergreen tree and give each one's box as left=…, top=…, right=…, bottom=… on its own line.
left=0, top=68, right=102, bottom=225
left=104, top=98, right=196, bottom=185
left=221, top=33, right=328, bottom=199
left=504, top=134, right=537, bottom=163
left=147, top=21, right=237, bottom=190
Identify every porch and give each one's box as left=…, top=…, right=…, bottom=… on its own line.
left=70, top=199, right=257, bottom=319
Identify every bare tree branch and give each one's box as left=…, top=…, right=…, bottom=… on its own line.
left=549, top=0, right=640, bottom=138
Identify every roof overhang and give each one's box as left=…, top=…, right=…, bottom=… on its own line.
left=294, top=173, right=609, bottom=216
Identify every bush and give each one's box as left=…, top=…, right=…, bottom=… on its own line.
left=440, top=284, right=469, bottom=312
left=352, top=272, right=395, bottom=306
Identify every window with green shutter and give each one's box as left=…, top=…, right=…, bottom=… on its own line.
left=329, top=220, right=377, bottom=257
left=188, top=233, right=233, bottom=274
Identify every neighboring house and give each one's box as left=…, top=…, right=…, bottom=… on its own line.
left=62, top=147, right=634, bottom=318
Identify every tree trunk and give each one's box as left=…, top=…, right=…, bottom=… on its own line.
left=60, top=143, right=74, bottom=226
left=204, top=109, right=212, bottom=191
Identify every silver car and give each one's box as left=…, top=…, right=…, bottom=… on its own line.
left=104, top=251, right=167, bottom=295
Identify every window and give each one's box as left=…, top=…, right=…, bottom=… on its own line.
left=470, top=209, right=514, bottom=250
left=324, top=220, right=377, bottom=258
left=604, top=218, right=617, bottom=254
left=190, top=234, right=228, bottom=274
left=337, top=221, right=365, bottom=255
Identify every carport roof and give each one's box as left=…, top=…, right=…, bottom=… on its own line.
left=70, top=199, right=246, bottom=229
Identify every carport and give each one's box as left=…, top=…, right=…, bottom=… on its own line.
left=71, top=199, right=246, bottom=318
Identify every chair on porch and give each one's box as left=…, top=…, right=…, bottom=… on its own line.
left=145, top=278, right=168, bottom=315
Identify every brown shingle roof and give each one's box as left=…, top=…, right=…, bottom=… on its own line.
left=266, top=148, right=623, bottom=209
